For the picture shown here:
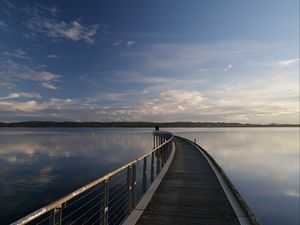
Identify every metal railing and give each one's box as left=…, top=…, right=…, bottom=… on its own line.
left=12, top=130, right=173, bottom=225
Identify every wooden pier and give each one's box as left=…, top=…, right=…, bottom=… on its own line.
left=134, top=136, right=257, bottom=225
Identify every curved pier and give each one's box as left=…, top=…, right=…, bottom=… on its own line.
left=132, top=136, right=260, bottom=225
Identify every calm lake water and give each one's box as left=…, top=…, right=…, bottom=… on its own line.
left=0, top=128, right=299, bottom=225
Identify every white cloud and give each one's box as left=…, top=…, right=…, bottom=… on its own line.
left=23, top=71, right=61, bottom=90
left=44, top=98, right=75, bottom=109
left=0, top=92, right=41, bottom=100
left=41, top=82, right=58, bottom=90
left=202, top=76, right=299, bottom=123
left=29, top=71, right=60, bottom=82
left=285, top=190, right=300, bottom=198
left=245, top=58, right=299, bottom=68
left=0, top=20, right=8, bottom=28
left=0, top=98, right=76, bottom=113
left=47, top=54, right=60, bottom=59
left=0, top=60, right=61, bottom=90
left=26, top=17, right=99, bottom=44
left=89, top=90, right=209, bottom=121
left=113, top=40, right=122, bottom=46
left=278, top=58, right=299, bottom=67
left=3, top=49, right=30, bottom=59
left=127, top=40, right=135, bottom=47
left=150, top=90, right=208, bottom=112
left=1, top=2, right=100, bottom=44
left=0, top=100, right=41, bottom=112
left=103, top=71, right=172, bottom=84
left=223, top=64, right=233, bottom=72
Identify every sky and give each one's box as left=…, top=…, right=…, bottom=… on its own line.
left=0, top=0, right=299, bottom=123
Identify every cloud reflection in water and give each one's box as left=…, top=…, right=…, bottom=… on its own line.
left=0, top=128, right=153, bottom=224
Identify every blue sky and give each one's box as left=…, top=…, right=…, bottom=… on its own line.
left=0, top=0, right=299, bottom=123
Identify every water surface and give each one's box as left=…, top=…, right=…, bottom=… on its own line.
left=0, top=127, right=299, bottom=225
left=0, top=128, right=153, bottom=224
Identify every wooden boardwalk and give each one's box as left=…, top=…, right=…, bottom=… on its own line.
left=136, top=136, right=241, bottom=225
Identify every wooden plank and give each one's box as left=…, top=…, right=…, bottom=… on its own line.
left=136, top=137, right=240, bottom=225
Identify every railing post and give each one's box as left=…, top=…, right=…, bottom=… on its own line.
left=151, top=152, right=155, bottom=182
left=156, top=149, right=161, bottom=175
left=103, top=179, right=109, bottom=225
left=127, top=163, right=137, bottom=210
left=162, top=137, right=166, bottom=164
left=166, top=141, right=169, bottom=158
left=127, top=166, right=133, bottom=212
left=162, top=137, right=164, bottom=155
left=132, top=163, right=137, bottom=208
left=165, top=138, right=168, bottom=161
left=49, top=205, right=62, bottom=225
left=165, top=138, right=167, bottom=159
left=160, top=136, right=164, bottom=168
left=142, top=157, right=147, bottom=193
left=161, top=149, right=165, bottom=168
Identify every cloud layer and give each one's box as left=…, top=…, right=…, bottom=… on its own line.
left=0, top=40, right=299, bottom=123
left=0, top=80, right=298, bottom=123
left=0, top=1, right=100, bottom=44
left=26, top=19, right=99, bottom=44
left=0, top=59, right=61, bottom=90
left=0, top=2, right=298, bottom=123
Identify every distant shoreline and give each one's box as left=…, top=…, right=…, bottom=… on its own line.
left=0, top=121, right=299, bottom=128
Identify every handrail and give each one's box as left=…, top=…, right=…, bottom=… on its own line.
left=11, top=130, right=174, bottom=225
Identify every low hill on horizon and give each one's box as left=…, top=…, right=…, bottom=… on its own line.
left=0, top=121, right=299, bottom=127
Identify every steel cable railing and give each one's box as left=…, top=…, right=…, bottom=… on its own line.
left=11, top=130, right=173, bottom=225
